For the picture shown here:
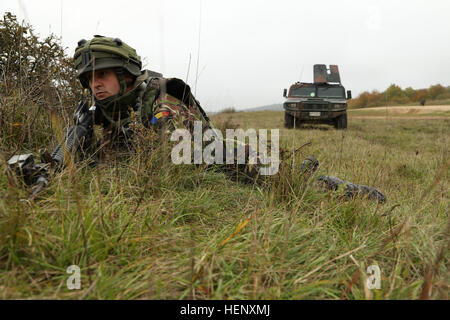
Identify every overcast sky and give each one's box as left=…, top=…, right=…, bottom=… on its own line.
left=1, top=0, right=450, bottom=112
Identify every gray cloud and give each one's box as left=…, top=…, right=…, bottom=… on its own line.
left=2, top=0, right=449, bottom=111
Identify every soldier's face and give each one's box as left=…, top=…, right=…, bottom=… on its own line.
left=85, top=68, right=120, bottom=100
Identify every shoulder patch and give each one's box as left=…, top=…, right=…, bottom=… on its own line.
left=150, top=111, right=171, bottom=125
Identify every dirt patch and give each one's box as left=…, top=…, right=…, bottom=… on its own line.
left=351, top=105, right=450, bottom=114
left=350, top=116, right=448, bottom=120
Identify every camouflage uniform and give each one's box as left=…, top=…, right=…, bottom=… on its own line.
left=71, top=36, right=259, bottom=181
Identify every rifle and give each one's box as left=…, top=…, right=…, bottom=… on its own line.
left=6, top=101, right=95, bottom=199
left=317, top=175, right=387, bottom=203
left=299, top=155, right=387, bottom=203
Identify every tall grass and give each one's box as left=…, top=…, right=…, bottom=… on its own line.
left=0, top=108, right=448, bottom=299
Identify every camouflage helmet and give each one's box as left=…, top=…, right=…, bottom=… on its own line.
left=73, top=35, right=142, bottom=88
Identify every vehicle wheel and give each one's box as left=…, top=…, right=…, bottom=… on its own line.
left=284, top=112, right=295, bottom=129
left=341, top=113, right=347, bottom=129
left=295, top=119, right=302, bottom=128
left=334, top=113, right=347, bottom=129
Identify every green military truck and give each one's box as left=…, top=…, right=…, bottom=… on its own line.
left=283, top=64, right=352, bottom=129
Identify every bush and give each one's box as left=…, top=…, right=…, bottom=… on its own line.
left=435, top=92, right=450, bottom=100
left=220, top=107, right=237, bottom=114
left=0, top=12, right=80, bottom=150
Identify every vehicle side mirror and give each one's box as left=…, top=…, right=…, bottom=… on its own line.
left=283, top=89, right=287, bottom=98
left=347, top=90, right=352, bottom=100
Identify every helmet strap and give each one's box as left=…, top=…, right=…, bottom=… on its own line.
left=115, top=68, right=128, bottom=96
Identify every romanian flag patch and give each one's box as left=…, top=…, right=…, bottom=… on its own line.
left=150, top=111, right=171, bottom=125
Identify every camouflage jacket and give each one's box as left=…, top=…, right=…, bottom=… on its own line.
left=91, top=70, right=208, bottom=144
left=89, top=70, right=261, bottom=182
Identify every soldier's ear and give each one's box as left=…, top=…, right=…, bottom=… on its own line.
left=124, top=72, right=136, bottom=86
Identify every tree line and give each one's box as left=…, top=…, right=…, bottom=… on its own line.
left=348, top=83, right=450, bottom=108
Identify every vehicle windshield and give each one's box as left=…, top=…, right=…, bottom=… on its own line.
left=317, top=87, right=345, bottom=98
left=290, top=86, right=316, bottom=97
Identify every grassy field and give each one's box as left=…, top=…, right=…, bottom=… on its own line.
left=0, top=109, right=448, bottom=299
left=348, top=105, right=450, bottom=118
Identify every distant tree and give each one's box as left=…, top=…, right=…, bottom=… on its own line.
left=367, top=90, right=384, bottom=107
left=356, top=91, right=369, bottom=107
left=403, top=86, right=416, bottom=101
left=385, top=84, right=407, bottom=103
left=412, top=89, right=428, bottom=102
left=428, top=84, right=446, bottom=100
left=436, top=85, right=450, bottom=100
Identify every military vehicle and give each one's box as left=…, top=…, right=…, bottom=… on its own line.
left=283, top=64, right=352, bottom=129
